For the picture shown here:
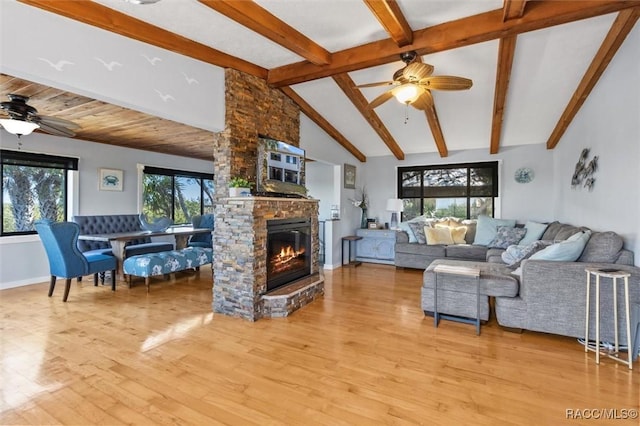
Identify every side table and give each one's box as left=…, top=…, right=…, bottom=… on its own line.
left=433, top=264, right=481, bottom=335
left=342, top=236, right=362, bottom=268
left=585, top=267, right=633, bottom=369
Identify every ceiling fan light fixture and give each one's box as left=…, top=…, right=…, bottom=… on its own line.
left=0, top=119, right=39, bottom=136
left=395, top=84, right=420, bottom=104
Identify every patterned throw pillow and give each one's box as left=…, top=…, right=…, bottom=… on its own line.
left=488, top=226, right=527, bottom=249
left=408, top=221, right=428, bottom=244
left=501, top=240, right=549, bottom=267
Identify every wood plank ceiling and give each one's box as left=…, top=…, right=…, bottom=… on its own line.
left=4, top=0, right=639, bottom=162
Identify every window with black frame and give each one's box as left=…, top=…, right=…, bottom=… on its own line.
left=397, top=162, right=498, bottom=221
left=142, top=166, right=214, bottom=225
left=1, top=149, right=78, bottom=236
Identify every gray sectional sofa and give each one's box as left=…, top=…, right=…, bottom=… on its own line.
left=402, top=217, right=639, bottom=355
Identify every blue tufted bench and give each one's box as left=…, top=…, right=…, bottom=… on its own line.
left=73, top=214, right=174, bottom=258
left=122, top=247, right=213, bottom=291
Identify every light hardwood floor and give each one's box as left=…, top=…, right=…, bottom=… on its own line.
left=1, top=264, right=638, bottom=425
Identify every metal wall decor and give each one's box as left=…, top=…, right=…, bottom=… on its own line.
left=571, top=148, right=598, bottom=191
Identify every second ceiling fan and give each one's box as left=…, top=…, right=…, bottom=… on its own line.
left=357, top=51, right=473, bottom=111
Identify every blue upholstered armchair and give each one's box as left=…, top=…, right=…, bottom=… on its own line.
left=188, top=214, right=214, bottom=248
left=35, top=220, right=117, bottom=302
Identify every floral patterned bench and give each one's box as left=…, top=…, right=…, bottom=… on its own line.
left=122, top=247, right=213, bottom=291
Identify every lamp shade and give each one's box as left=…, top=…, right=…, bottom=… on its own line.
left=386, top=198, right=404, bottom=212
left=0, top=119, right=39, bottom=136
left=394, top=84, right=420, bottom=104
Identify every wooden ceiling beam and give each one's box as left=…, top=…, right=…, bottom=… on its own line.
left=503, top=0, right=528, bottom=21
left=268, top=1, right=640, bottom=87
left=363, top=0, right=413, bottom=47
left=490, top=1, right=526, bottom=154
left=332, top=74, right=405, bottom=160
left=490, top=36, right=517, bottom=154
left=546, top=8, right=640, bottom=149
left=18, top=0, right=267, bottom=79
left=280, top=87, right=366, bottom=162
left=422, top=92, right=448, bottom=158
left=198, top=0, right=331, bottom=66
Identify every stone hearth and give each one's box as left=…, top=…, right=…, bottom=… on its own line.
left=212, top=197, right=323, bottom=321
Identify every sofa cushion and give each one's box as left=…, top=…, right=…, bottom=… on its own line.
left=425, top=226, right=454, bottom=245
left=488, top=226, right=527, bottom=249
left=519, top=221, right=549, bottom=246
left=396, top=242, right=445, bottom=257
left=445, top=244, right=488, bottom=261
left=554, top=224, right=584, bottom=242
left=540, top=221, right=562, bottom=240
left=530, top=230, right=591, bottom=262
left=578, top=231, right=624, bottom=263
left=461, top=220, right=477, bottom=244
left=474, top=215, right=517, bottom=246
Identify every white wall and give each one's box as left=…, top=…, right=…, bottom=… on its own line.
left=551, top=23, right=639, bottom=265
left=0, top=132, right=213, bottom=289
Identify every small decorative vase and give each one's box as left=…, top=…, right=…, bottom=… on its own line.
left=360, top=208, right=368, bottom=229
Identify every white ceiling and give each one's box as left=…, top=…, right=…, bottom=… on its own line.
left=1, top=0, right=637, bottom=161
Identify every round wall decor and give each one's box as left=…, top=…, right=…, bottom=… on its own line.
left=514, top=167, right=534, bottom=184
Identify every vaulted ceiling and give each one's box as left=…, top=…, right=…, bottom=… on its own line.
left=1, top=0, right=638, bottom=162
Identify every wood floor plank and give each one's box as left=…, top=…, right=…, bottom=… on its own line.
left=1, top=264, right=638, bottom=424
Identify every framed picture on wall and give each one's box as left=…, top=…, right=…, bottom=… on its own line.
left=344, top=164, right=356, bottom=189
left=98, top=168, right=123, bottom=191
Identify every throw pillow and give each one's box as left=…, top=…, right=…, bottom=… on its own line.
left=473, top=215, right=517, bottom=246
left=398, top=221, right=417, bottom=243
left=530, top=230, right=592, bottom=262
left=408, top=222, right=428, bottom=244
left=501, top=240, right=549, bottom=267
left=488, top=226, right=526, bottom=249
left=435, top=223, right=467, bottom=244
left=519, top=221, right=549, bottom=246
left=449, top=226, right=468, bottom=244
left=425, top=226, right=454, bottom=245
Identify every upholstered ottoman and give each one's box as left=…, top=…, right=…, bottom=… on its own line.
left=422, top=259, right=519, bottom=322
left=123, top=247, right=213, bottom=291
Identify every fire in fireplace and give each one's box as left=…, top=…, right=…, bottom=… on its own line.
left=266, top=218, right=311, bottom=291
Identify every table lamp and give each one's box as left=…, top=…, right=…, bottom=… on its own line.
left=386, top=198, right=404, bottom=230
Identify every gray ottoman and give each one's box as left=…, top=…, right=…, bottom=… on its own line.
left=422, top=259, right=520, bottom=322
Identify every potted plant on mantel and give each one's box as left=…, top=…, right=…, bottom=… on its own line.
left=228, top=177, right=253, bottom=197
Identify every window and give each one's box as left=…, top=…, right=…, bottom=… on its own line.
left=1, top=149, right=78, bottom=236
left=142, top=166, right=214, bottom=225
left=397, top=162, right=498, bottom=221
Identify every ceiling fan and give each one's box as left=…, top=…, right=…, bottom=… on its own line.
left=0, top=94, right=80, bottom=138
left=357, top=51, right=473, bottom=111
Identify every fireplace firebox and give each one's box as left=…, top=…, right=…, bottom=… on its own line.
left=266, top=218, right=311, bottom=291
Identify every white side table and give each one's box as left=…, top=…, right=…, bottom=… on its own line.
left=585, top=267, right=633, bottom=369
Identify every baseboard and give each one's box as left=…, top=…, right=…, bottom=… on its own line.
left=1, top=276, right=49, bottom=290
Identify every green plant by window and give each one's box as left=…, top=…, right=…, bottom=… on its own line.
left=229, top=177, right=253, bottom=188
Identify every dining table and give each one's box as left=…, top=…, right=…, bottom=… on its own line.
left=78, top=227, right=212, bottom=279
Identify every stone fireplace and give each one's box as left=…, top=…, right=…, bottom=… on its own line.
left=211, top=69, right=324, bottom=321
left=266, top=218, right=311, bottom=292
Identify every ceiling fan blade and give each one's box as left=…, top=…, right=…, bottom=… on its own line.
left=403, top=62, right=434, bottom=81
left=368, top=90, right=395, bottom=109
left=418, top=76, right=473, bottom=90
left=37, top=121, right=76, bottom=137
left=355, top=81, right=397, bottom=88
left=36, top=115, right=81, bottom=130
left=410, top=90, right=434, bottom=111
